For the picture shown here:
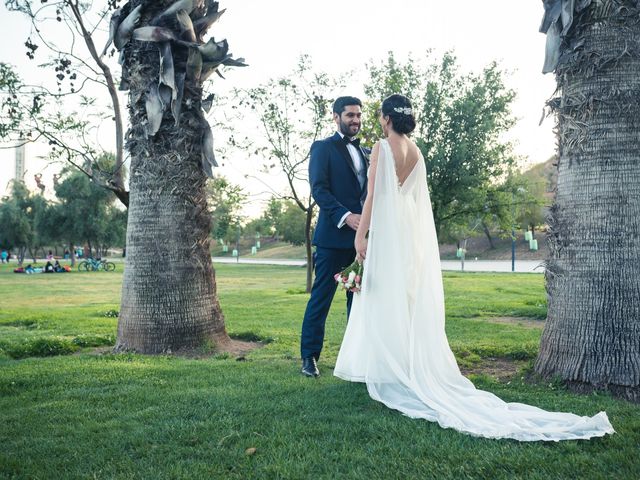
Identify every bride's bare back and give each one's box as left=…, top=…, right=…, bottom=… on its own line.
left=385, top=136, right=421, bottom=187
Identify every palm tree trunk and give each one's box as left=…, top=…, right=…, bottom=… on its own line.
left=115, top=0, right=228, bottom=353
left=535, top=0, right=640, bottom=400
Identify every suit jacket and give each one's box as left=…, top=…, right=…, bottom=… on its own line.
left=309, top=132, right=369, bottom=249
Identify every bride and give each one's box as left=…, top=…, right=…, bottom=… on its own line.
left=333, top=94, right=614, bottom=441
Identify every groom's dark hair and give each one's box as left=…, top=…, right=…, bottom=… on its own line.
left=332, top=96, right=362, bottom=115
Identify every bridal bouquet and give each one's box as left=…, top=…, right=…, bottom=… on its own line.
left=335, top=260, right=364, bottom=293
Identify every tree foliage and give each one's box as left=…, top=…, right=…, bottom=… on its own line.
left=363, top=51, right=519, bottom=239
left=0, top=182, right=34, bottom=252
left=242, top=216, right=272, bottom=238
left=263, top=197, right=284, bottom=236
left=515, top=158, right=556, bottom=235
left=53, top=166, right=126, bottom=258
left=0, top=155, right=127, bottom=264
left=243, top=197, right=283, bottom=238
left=0, top=181, right=47, bottom=263
left=277, top=201, right=308, bottom=246
left=1, top=1, right=129, bottom=205
left=229, top=56, right=339, bottom=291
left=206, top=175, right=246, bottom=242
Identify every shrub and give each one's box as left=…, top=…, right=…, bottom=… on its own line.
left=7, top=337, right=79, bottom=359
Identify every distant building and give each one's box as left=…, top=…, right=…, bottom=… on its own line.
left=15, top=143, right=26, bottom=181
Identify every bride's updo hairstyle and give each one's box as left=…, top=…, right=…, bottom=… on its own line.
left=381, top=94, right=416, bottom=135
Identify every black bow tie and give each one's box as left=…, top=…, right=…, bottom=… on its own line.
left=343, top=136, right=360, bottom=148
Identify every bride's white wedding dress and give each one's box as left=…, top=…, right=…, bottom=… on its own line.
left=334, top=139, right=614, bottom=441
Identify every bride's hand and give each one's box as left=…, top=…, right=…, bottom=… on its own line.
left=355, top=236, right=367, bottom=262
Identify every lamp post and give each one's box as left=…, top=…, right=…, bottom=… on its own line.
left=235, top=220, right=241, bottom=264
left=511, top=222, right=516, bottom=272
left=511, top=189, right=516, bottom=272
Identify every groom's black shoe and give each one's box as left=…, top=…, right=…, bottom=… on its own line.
left=301, top=357, right=320, bottom=377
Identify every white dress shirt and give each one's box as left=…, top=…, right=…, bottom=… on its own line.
left=336, top=131, right=364, bottom=229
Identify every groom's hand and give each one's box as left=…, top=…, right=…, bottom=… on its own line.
left=345, top=214, right=361, bottom=231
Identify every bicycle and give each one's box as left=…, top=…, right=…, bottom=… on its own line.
left=77, top=257, right=116, bottom=272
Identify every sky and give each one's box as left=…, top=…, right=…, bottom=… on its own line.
left=0, top=0, right=557, bottom=214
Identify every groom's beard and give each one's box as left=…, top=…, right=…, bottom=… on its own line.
left=339, top=120, right=361, bottom=138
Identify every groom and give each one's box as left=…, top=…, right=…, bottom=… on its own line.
left=300, top=96, right=368, bottom=377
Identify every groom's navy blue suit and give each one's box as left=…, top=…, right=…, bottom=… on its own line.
left=301, top=132, right=368, bottom=360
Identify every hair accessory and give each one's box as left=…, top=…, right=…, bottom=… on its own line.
left=393, top=107, right=413, bottom=115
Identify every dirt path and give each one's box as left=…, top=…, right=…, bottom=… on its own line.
left=480, top=316, right=545, bottom=329
left=461, top=358, right=531, bottom=381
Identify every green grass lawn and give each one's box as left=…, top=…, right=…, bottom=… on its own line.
left=0, top=263, right=638, bottom=479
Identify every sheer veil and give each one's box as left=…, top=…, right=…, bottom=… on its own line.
left=334, top=139, right=614, bottom=441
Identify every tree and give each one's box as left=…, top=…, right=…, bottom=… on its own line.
left=277, top=200, right=307, bottom=246
left=33, top=200, right=63, bottom=258
left=474, top=184, right=518, bottom=249
left=100, top=206, right=127, bottom=256
left=230, top=57, right=337, bottom=292
left=0, top=170, right=126, bottom=264
left=52, top=165, right=126, bottom=264
left=535, top=0, right=640, bottom=400
left=517, top=156, right=557, bottom=238
left=2, top=1, right=129, bottom=205
left=262, top=196, right=285, bottom=237
left=360, top=51, right=423, bottom=146
left=242, top=197, right=285, bottom=241
left=242, top=216, right=271, bottom=239
left=0, top=200, right=30, bottom=262
left=109, top=0, right=246, bottom=354
left=421, top=54, right=518, bottom=237
left=515, top=173, right=547, bottom=239
left=363, top=52, right=518, bottom=238
left=0, top=180, right=44, bottom=264
left=206, top=175, right=246, bottom=243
